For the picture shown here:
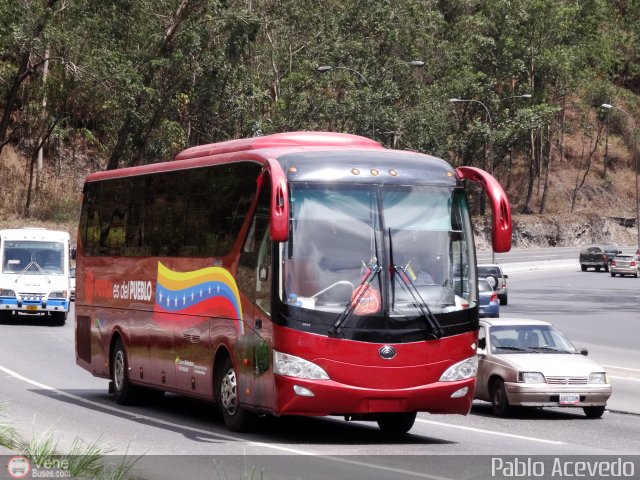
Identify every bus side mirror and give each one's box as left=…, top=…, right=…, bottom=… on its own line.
left=267, top=159, right=289, bottom=243
left=456, top=166, right=512, bottom=253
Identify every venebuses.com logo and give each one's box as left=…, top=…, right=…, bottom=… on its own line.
left=7, top=456, right=30, bottom=478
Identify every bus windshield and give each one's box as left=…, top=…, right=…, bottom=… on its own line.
left=281, top=184, right=476, bottom=324
left=2, top=241, right=65, bottom=275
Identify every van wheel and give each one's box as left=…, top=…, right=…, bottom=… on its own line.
left=215, top=356, right=257, bottom=432
left=580, top=265, right=587, bottom=271
left=490, top=378, right=511, bottom=417
left=376, top=412, right=416, bottom=434
left=111, top=338, right=143, bottom=405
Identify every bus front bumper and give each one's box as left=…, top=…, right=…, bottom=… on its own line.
left=0, top=298, right=68, bottom=314
left=273, top=374, right=475, bottom=416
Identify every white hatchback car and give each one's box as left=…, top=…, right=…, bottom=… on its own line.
left=476, top=318, right=612, bottom=418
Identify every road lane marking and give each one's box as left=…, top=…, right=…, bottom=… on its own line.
left=603, top=365, right=640, bottom=373
left=0, top=364, right=456, bottom=480
left=416, top=419, right=564, bottom=445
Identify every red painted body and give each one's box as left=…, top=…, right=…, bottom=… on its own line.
left=75, top=132, right=511, bottom=422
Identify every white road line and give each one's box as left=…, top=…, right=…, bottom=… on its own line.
left=0, top=364, right=453, bottom=480
left=603, top=365, right=640, bottom=373
left=610, top=376, right=640, bottom=383
left=416, top=418, right=564, bottom=445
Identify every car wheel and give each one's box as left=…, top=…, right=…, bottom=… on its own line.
left=215, top=356, right=257, bottom=432
left=376, top=412, right=417, bottom=434
left=595, top=266, right=601, bottom=272
left=490, top=378, right=510, bottom=417
left=500, top=295, right=508, bottom=306
left=580, top=265, right=587, bottom=272
left=583, top=406, right=605, bottom=419
left=610, top=272, right=616, bottom=277
left=485, top=275, right=498, bottom=289
left=111, top=337, right=143, bottom=405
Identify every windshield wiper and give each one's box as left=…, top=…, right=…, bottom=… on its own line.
left=495, top=346, right=534, bottom=352
left=392, top=264, right=443, bottom=339
left=328, top=260, right=381, bottom=337
left=14, top=261, right=51, bottom=284
left=528, top=346, right=568, bottom=353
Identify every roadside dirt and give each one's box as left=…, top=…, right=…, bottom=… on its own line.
left=473, top=213, right=638, bottom=250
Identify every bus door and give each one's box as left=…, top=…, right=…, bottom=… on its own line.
left=236, top=186, right=273, bottom=409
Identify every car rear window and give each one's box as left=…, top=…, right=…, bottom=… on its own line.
left=478, top=280, right=492, bottom=292
left=478, top=267, right=501, bottom=276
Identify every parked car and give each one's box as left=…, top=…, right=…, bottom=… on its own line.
left=478, top=278, right=500, bottom=318
left=69, top=266, right=76, bottom=301
left=476, top=318, right=612, bottom=418
left=477, top=264, right=508, bottom=305
left=610, top=254, right=640, bottom=277
left=579, top=244, right=621, bottom=272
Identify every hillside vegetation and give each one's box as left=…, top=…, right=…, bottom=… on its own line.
left=1, top=0, right=639, bottom=247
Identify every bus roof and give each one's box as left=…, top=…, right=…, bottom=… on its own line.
left=0, top=228, right=70, bottom=242
left=83, top=131, right=456, bottom=186
left=84, top=132, right=384, bottom=182
left=175, top=131, right=382, bottom=160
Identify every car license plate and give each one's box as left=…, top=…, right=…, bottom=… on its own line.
left=559, top=393, right=580, bottom=405
left=26, top=305, right=38, bottom=311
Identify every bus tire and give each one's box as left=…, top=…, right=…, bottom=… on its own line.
left=215, top=356, right=257, bottom=432
left=376, top=412, right=416, bottom=434
left=51, top=312, right=66, bottom=326
left=111, top=337, right=142, bottom=405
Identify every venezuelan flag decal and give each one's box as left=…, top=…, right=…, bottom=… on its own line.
left=154, top=262, right=244, bottom=334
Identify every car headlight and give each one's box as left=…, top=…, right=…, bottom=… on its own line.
left=48, top=291, right=68, bottom=299
left=589, top=372, right=608, bottom=384
left=439, top=356, right=478, bottom=382
left=0, top=289, right=16, bottom=297
left=273, top=350, right=329, bottom=380
left=519, top=372, right=546, bottom=383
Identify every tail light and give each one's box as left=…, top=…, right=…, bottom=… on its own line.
left=611, top=260, right=616, bottom=266
left=631, top=261, right=637, bottom=267
left=490, top=292, right=498, bottom=303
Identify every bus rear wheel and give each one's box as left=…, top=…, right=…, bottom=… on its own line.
left=111, top=338, right=143, bottom=405
left=215, top=357, right=257, bottom=432
left=376, top=412, right=416, bottom=434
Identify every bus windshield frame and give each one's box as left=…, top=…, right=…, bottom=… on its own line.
left=278, top=182, right=477, bottom=341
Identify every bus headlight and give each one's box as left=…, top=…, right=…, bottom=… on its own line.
left=439, top=356, right=478, bottom=382
left=0, top=289, right=16, bottom=297
left=273, top=350, right=330, bottom=380
left=48, top=291, right=68, bottom=299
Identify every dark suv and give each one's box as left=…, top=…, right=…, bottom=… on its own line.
left=477, top=264, right=508, bottom=305
left=579, top=244, right=621, bottom=272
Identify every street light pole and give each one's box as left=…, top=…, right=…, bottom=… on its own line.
left=318, top=61, right=424, bottom=141
left=602, top=103, right=639, bottom=248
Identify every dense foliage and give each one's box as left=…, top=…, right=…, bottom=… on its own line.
left=1, top=0, right=639, bottom=217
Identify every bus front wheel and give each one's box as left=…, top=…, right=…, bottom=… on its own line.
left=376, top=412, right=416, bottom=434
left=111, top=338, right=142, bottom=405
left=215, top=357, right=257, bottom=432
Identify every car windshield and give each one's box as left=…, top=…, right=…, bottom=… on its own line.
left=281, top=183, right=477, bottom=323
left=489, top=324, right=575, bottom=353
left=478, top=279, right=492, bottom=292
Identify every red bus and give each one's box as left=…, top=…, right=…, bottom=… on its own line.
left=75, top=131, right=511, bottom=433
